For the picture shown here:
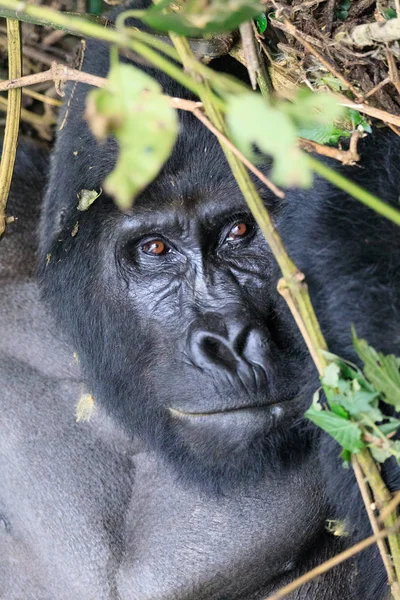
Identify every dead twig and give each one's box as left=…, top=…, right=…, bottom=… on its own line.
left=364, top=76, right=391, bottom=99
left=386, top=49, right=400, bottom=97
left=0, top=18, right=21, bottom=237
left=299, top=130, right=361, bottom=165
left=0, top=61, right=107, bottom=94
left=239, top=20, right=259, bottom=90
left=351, top=455, right=397, bottom=590
left=337, top=94, right=400, bottom=127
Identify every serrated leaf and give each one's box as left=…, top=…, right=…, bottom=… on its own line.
left=142, top=0, right=263, bottom=36
left=305, top=406, right=365, bottom=452
left=353, top=331, right=400, bottom=409
left=338, top=389, right=380, bottom=417
left=86, top=63, right=178, bottom=209
left=227, top=93, right=312, bottom=188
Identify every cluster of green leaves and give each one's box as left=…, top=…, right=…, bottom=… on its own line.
left=306, top=329, right=400, bottom=464
left=296, top=108, right=371, bottom=146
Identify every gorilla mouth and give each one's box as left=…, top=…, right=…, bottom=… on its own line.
left=168, top=401, right=292, bottom=418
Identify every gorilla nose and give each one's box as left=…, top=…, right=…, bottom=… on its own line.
left=188, top=313, right=268, bottom=375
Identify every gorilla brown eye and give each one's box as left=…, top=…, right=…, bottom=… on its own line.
left=141, top=239, right=168, bottom=256
left=226, top=222, right=248, bottom=242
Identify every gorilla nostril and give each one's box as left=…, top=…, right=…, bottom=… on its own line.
left=234, top=325, right=252, bottom=357
left=199, top=335, right=238, bottom=371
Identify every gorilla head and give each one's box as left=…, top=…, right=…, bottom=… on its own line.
left=38, top=38, right=313, bottom=492
left=39, top=123, right=310, bottom=491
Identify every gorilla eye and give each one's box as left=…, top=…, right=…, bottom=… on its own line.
left=141, top=239, right=169, bottom=256
left=226, top=222, right=249, bottom=242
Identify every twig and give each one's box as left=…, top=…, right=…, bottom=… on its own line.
left=364, top=76, right=390, bottom=99
left=352, top=455, right=397, bottom=591
left=0, top=18, right=21, bottom=237
left=386, top=49, right=400, bottom=97
left=239, top=20, right=259, bottom=90
left=0, top=96, right=56, bottom=132
left=357, top=450, right=400, bottom=587
left=187, top=105, right=284, bottom=199
left=336, top=94, right=400, bottom=128
left=292, top=0, right=329, bottom=13
left=387, top=123, right=400, bottom=137
left=299, top=130, right=361, bottom=165
left=263, top=521, right=400, bottom=600
left=0, top=62, right=108, bottom=93
left=170, top=32, right=329, bottom=378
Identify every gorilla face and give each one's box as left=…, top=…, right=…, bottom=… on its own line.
left=40, top=112, right=310, bottom=490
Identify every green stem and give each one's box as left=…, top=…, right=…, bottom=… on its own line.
left=171, top=34, right=328, bottom=374
left=308, top=155, right=400, bottom=227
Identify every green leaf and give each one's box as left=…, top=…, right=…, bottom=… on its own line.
left=329, top=402, right=350, bottom=419
left=305, top=405, right=365, bottom=452
left=86, top=63, right=178, bottom=210
left=369, top=445, right=392, bottom=463
left=379, top=418, right=400, bottom=436
left=319, top=75, right=348, bottom=93
left=347, top=109, right=372, bottom=133
left=142, top=0, right=263, bottom=36
left=353, top=330, right=400, bottom=410
left=322, top=362, right=340, bottom=387
left=227, top=93, right=313, bottom=188
left=255, top=12, right=267, bottom=34
left=383, top=8, right=397, bottom=19
left=283, top=89, right=344, bottom=126
left=297, top=123, right=350, bottom=146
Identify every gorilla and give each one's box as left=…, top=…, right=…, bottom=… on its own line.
left=1, top=3, right=400, bottom=600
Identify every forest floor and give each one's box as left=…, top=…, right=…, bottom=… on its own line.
left=0, top=0, right=399, bottom=141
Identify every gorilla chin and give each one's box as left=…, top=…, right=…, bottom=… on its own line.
left=150, top=398, right=304, bottom=493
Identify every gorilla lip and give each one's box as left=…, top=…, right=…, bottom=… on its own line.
left=168, top=402, right=289, bottom=418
